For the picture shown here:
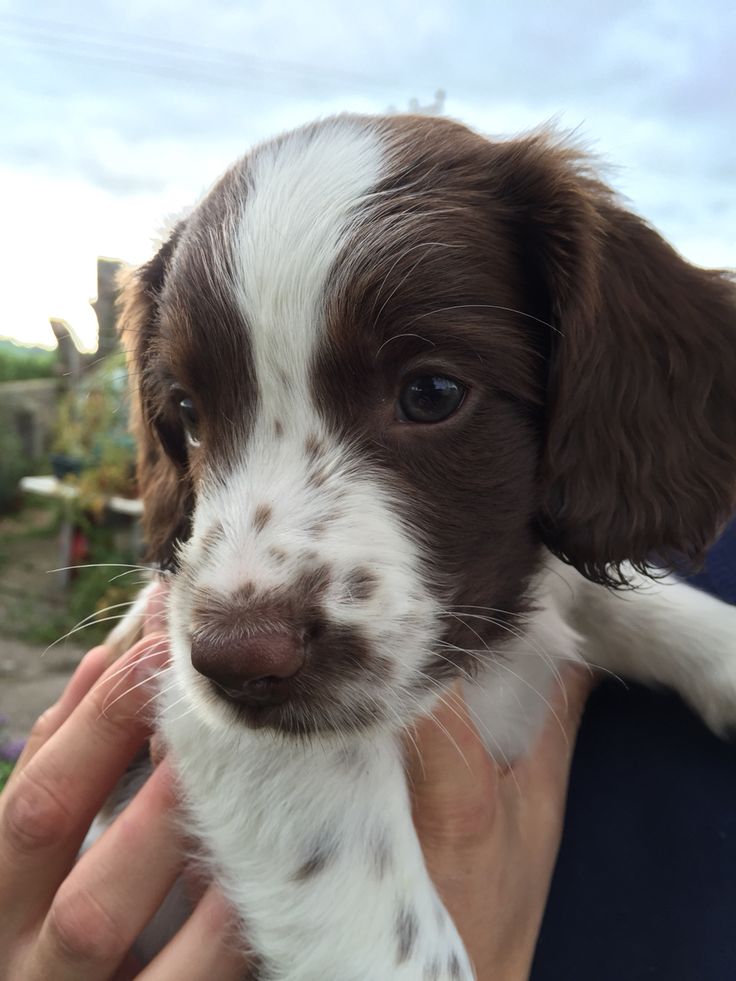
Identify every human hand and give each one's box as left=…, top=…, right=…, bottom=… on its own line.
left=408, top=669, right=594, bottom=981
left=0, top=588, right=247, bottom=981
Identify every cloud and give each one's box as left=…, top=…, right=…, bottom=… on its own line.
left=0, top=0, right=733, bottom=345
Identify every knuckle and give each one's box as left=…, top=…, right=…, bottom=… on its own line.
left=49, top=884, right=127, bottom=964
left=28, top=706, right=58, bottom=743
left=2, top=768, right=73, bottom=854
left=90, top=659, right=160, bottom=736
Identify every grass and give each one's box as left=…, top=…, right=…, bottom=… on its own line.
left=0, top=761, right=14, bottom=794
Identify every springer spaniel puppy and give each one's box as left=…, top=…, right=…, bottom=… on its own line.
left=110, top=114, right=736, bottom=979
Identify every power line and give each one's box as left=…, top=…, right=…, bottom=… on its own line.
left=0, top=12, right=402, bottom=94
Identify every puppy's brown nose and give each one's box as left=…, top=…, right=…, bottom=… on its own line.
left=191, top=631, right=305, bottom=706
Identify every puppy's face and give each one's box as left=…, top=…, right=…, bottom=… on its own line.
left=122, top=115, right=736, bottom=737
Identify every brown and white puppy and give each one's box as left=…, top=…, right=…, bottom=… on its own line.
left=113, top=114, right=736, bottom=979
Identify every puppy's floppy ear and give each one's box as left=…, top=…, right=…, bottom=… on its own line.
left=489, top=135, right=736, bottom=585
left=117, top=227, right=193, bottom=566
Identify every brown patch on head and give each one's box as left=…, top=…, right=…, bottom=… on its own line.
left=116, top=232, right=194, bottom=568
left=345, top=567, right=379, bottom=602
left=252, top=503, right=272, bottom=533
left=117, top=163, right=260, bottom=569
left=308, top=112, right=736, bottom=693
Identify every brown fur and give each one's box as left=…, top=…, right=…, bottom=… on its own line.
left=117, top=112, right=736, bottom=625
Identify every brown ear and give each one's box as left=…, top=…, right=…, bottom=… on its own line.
left=490, top=135, right=736, bottom=584
left=117, top=229, right=193, bottom=567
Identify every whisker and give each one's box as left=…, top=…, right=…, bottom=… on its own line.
left=47, top=562, right=153, bottom=575
left=43, top=611, right=139, bottom=656
left=98, top=666, right=171, bottom=718
left=405, top=302, right=562, bottom=335
left=440, top=609, right=566, bottom=699
left=97, top=639, right=171, bottom=692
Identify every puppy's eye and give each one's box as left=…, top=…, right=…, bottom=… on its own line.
left=178, top=397, right=201, bottom=447
left=398, top=376, right=466, bottom=423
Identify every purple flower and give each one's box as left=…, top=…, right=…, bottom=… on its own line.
left=0, top=738, right=26, bottom=762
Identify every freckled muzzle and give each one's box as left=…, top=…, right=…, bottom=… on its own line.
left=186, top=581, right=388, bottom=734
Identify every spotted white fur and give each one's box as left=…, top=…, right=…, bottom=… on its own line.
left=110, top=118, right=736, bottom=979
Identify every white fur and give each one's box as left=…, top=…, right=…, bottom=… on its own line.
left=113, top=119, right=736, bottom=979
left=147, top=558, right=736, bottom=981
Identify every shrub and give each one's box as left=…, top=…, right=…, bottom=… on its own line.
left=0, top=342, right=57, bottom=382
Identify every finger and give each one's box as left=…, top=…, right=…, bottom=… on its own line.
left=149, top=733, right=166, bottom=768
left=142, top=583, right=168, bottom=636
left=407, top=684, right=498, bottom=849
left=0, top=634, right=170, bottom=922
left=10, top=645, right=111, bottom=776
left=139, top=885, right=248, bottom=981
left=30, top=761, right=183, bottom=981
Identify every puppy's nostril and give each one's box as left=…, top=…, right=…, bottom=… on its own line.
left=190, top=630, right=305, bottom=707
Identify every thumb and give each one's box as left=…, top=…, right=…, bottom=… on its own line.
left=513, top=663, right=596, bottom=807
left=406, top=683, right=498, bottom=848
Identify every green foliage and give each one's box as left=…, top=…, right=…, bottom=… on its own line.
left=0, top=508, right=141, bottom=648
left=64, top=530, right=141, bottom=648
left=0, top=761, right=13, bottom=794
left=0, top=340, right=57, bottom=382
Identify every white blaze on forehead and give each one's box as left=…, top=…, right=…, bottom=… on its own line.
left=232, top=119, right=385, bottom=412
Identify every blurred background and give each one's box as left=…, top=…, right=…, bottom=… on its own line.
left=0, top=0, right=733, bottom=769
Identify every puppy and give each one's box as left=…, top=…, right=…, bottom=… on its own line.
left=112, top=114, right=736, bottom=979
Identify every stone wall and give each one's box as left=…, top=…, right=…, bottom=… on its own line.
left=0, top=377, right=59, bottom=460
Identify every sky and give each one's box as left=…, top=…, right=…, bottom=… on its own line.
left=1, top=0, right=734, bottom=350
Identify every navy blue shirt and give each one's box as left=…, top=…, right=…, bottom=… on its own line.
left=532, top=523, right=736, bottom=981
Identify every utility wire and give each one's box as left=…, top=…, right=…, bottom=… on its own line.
left=0, top=12, right=401, bottom=94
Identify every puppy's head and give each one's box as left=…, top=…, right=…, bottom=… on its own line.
left=120, top=115, right=736, bottom=736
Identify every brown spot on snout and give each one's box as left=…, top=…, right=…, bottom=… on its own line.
left=345, top=567, right=378, bottom=602
left=269, top=546, right=288, bottom=565
left=309, top=468, right=328, bottom=489
left=253, top=504, right=272, bottom=532
left=274, top=419, right=283, bottom=437
left=199, top=522, right=225, bottom=557
left=309, top=519, right=329, bottom=538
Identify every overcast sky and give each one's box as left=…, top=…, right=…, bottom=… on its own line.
left=1, top=0, right=734, bottom=349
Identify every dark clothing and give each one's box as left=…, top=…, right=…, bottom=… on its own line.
left=532, top=523, right=736, bottom=981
